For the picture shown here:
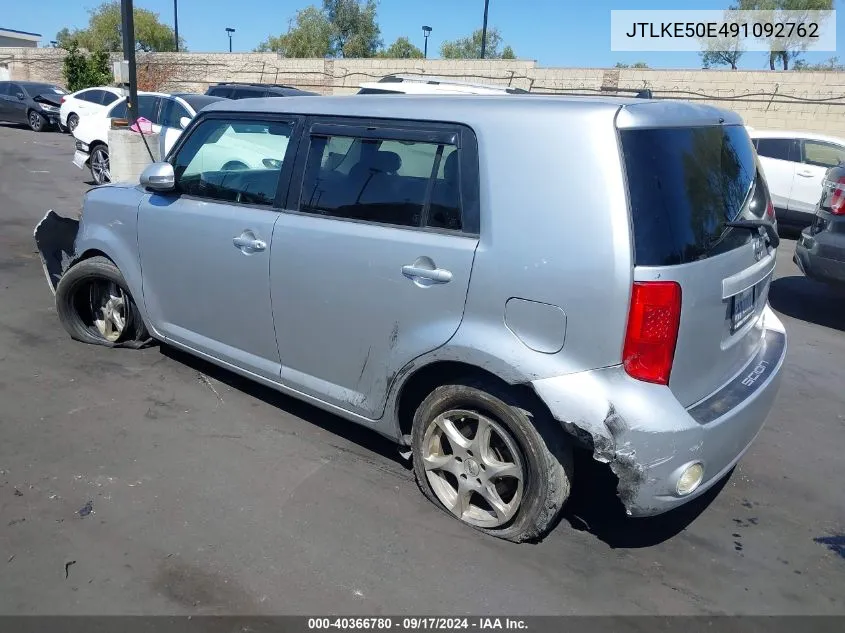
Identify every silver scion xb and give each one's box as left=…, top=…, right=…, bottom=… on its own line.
left=34, top=95, right=787, bottom=542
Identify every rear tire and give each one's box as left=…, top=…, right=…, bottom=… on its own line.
left=55, top=256, right=149, bottom=347
left=28, top=110, right=46, bottom=132
left=411, top=378, right=573, bottom=543
left=67, top=113, right=79, bottom=133
left=90, top=145, right=110, bottom=185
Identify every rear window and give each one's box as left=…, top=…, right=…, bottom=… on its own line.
left=621, top=125, right=757, bottom=266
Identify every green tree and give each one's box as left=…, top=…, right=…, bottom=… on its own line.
left=62, top=42, right=113, bottom=91
left=614, top=61, right=649, bottom=68
left=738, top=0, right=833, bottom=70
left=377, top=36, right=423, bottom=59
left=699, top=6, right=744, bottom=69
left=256, top=1, right=380, bottom=57
left=440, top=27, right=515, bottom=59
left=255, top=6, right=333, bottom=57
left=57, top=1, right=183, bottom=53
left=793, top=56, right=845, bottom=70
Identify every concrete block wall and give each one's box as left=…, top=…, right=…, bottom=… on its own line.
left=3, top=47, right=844, bottom=136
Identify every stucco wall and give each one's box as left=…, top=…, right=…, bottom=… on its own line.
left=3, top=47, right=844, bottom=136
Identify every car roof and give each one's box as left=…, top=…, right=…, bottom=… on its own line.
left=748, top=128, right=845, bottom=145
left=201, top=93, right=742, bottom=129
left=357, top=81, right=516, bottom=95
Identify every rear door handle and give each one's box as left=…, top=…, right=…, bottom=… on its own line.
left=233, top=234, right=266, bottom=252
left=402, top=265, right=452, bottom=283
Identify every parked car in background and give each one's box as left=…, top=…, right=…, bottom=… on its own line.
left=60, top=86, right=123, bottom=133
left=205, top=82, right=318, bottom=99
left=357, top=74, right=530, bottom=95
left=73, top=92, right=226, bottom=185
left=36, top=95, right=786, bottom=543
left=749, top=129, right=845, bottom=229
left=0, top=81, right=67, bottom=131
left=794, top=163, right=845, bottom=288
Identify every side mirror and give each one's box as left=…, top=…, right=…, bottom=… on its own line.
left=140, top=162, right=175, bottom=192
left=16, top=93, right=25, bottom=100
left=179, top=116, right=192, bottom=129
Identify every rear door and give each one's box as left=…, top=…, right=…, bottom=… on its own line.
left=790, top=139, right=845, bottom=216
left=621, top=124, right=777, bottom=407
left=271, top=118, right=479, bottom=419
left=753, top=137, right=799, bottom=214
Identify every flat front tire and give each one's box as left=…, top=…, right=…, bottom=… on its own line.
left=411, top=379, right=573, bottom=543
left=55, top=256, right=149, bottom=347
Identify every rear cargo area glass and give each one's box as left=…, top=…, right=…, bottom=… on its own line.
left=621, top=125, right=757, bottom=266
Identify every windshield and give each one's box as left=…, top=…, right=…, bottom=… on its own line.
left=25, top=83, right=66, bottom=96
left=621, top=124, right=757, bottom=266
left=174, top=94, right=227, bottom=112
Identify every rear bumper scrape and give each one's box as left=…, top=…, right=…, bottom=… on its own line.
left=33, top=210, right=80, bottom=295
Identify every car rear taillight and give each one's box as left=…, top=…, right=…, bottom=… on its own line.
left=623, top=281, right=682, bottom=385
left=766, top=198, right=775, bottom=220
left=60, top=96, right=66, bottom=103
left=829, top=177, right=845, bottom=216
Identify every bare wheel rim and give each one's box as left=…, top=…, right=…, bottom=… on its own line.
left=92, top=149, right=110, bottom=183
left=89, top=280, right=126, bottom=342
left=422, top=409, right=525, bottom=528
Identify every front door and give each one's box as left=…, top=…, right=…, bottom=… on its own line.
left=272, top=120, right=479, bottom=419
left=790, top=139, right=845, bottom=217
left=8, top=83, right=28, bottom=123
left=137, top=114, right=299, bottom=380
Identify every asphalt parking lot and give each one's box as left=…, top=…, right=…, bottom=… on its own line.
left=0, top=123, right=843, bottom=616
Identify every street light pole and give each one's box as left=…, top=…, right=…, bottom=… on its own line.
left=226, top=27, right=235, bottom=53
left=173, top=0, right=179, bottom=52
left=422, top=25, right=432, bottom=59
left=480, top=0, right=489, bottom=59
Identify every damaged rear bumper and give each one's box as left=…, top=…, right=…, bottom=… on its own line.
left=532, top=305, right=787, bottom=517
left=33, top=210, right=80, bottom=294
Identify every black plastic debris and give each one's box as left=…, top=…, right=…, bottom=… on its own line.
left=13, top=489, right=23, bottom=497
left=78, top=501, right=93, bottom=518
left=65, top=560, right=76, bottom=579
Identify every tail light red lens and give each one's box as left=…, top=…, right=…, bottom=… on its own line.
left=830, top=177, right=845, bottom=216
left=623, top=281, right=682, bottom=385
left=60, top=96, right=66, bottom=103
left=766, top=199, right=775, bottom=220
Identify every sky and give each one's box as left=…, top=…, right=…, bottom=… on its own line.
left=2, top=0, right=842, bottom=69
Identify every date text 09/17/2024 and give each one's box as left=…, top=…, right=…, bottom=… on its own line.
left=307, top=618, right=528, bottom=630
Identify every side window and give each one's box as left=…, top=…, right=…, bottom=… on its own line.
left=108, top=100, right=128, bottom=119
left=0, top=82, right=9, bottom=96
left=171, top=118, right=293, bottom=206
left=159, top=98, right=190, bottom=129
left=298, top=131, right=462, bottom=230
left=9, top=84, right=23, bottom=98
left=75, top=89, right=93, bottom=102
left=137, top=95, right=161, bottom=124
left=755, top=138, right=798, bottom=162
left=86, top=89, right=106, bottom=104
left=100, top=91, right=119, bottom=106
left=803, top=141, right=845, bottom=169
left=236, top=88, right=266, bottom=99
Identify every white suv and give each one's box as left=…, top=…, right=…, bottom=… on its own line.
left=749, top=129, right=845, bottom=228
left=357, top=74, right=529, bottom=96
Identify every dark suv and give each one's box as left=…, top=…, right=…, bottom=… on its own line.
left=205, top=82, right=317, bottom=99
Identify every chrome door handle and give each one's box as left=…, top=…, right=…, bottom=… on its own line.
left=402, top=265, right=452, bottom=283
left=797, top=171, right=814, bottom=177
left=233, top=235, right=266, bottom=252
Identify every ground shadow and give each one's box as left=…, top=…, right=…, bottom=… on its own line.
left=769, top=275, right=845, bottom=331
left=559, top=450, right=731, bottom=548
left=159, top=345, right=409, bottom=470
left=159, top=344, right=728, bottom=548
left=777, top=225, right=805, bottom=240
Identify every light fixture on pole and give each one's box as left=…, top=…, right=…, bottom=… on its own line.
left=225, top=27, right=235, bottom=53
left=480, top=0, right=489, bottom=59
left=422, top=25, right=432, bottom=59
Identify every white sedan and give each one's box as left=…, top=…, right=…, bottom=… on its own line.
left=59, top=86, right=124, bottom=133
left=72, top=92, right=226, bottom=185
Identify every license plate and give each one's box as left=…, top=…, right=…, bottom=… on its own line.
left=731, top=285, right=757, bottom=332
left=72, top=150, right=89, bottom=170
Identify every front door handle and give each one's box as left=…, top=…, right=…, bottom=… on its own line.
left=233, top=233, right=266, bottom=252
left=402, top=264, right=452, bottom=283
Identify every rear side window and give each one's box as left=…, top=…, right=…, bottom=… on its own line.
left=756, top=138, right=799, bottom=162
left=621, top=125, right=758, bottom=266
left=803, top=140, right=845, bottom=169
left=100, top=91, right=119, bottom=105
left=108, top=100, right=128, bottom=119
left=299, top=132, right=463, bottom=231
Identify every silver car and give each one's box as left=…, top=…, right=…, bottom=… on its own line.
left=35, top=95, right=787, bottom=542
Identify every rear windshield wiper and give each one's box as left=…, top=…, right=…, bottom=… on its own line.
left=725, top=219, right=780, bottom=249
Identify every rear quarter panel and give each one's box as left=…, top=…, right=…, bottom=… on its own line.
left=443, top=103, right=633, bottom=382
